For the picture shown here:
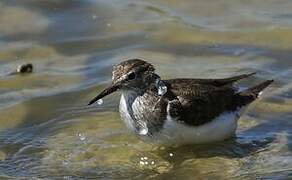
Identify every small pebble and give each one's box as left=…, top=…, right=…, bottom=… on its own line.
left=16, top=63, right=33, bottom=74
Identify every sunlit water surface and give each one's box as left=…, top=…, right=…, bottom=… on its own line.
left=0, top=0, right=292, bottom=179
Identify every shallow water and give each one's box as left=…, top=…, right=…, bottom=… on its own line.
left=0, top=0, right=292, bottom=179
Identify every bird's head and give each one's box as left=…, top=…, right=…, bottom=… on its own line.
left=88, top=59, right=160, bottom=105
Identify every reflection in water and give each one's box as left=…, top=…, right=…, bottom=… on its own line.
left=0, top=0, right=292, bottom=179
left=0, top=2, right=50, bottom=36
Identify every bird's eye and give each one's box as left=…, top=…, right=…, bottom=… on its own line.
left=127, top=72, right=136, bottom=80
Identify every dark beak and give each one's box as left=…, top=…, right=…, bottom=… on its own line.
left=88, top=83, right=120, bottom=105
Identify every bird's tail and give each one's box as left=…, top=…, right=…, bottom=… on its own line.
left=234, top=80, right=274, bottom=107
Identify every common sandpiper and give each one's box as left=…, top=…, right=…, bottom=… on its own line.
left=88, top=59, right=273, bottom=145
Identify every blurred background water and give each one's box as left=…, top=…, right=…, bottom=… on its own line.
left=0, top=0, right=292, bottom=179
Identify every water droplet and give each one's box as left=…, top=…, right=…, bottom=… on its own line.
left=169, top=153, right=174, bottom=157
left=258, top=91, right=263, bottom=96
left=139, top=161, right=145, bottom=165
left=97, top=99, right=103, bottom=105
left=155, top=79, right=167, bottom=96
left=158, top=85, right=167, bottom=96
left=151, top=161, right=155, bottom=165
left=145, top=161, right=149, bottom=165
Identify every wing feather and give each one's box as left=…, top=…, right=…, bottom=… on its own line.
left=163, top=79, right=238, bottom=126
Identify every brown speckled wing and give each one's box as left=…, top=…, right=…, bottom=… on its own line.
left=164, top=72, right=255, bottom=88
left=164, top=79, right=238, bottom=126
left=163, top=74, right=273, bottom=127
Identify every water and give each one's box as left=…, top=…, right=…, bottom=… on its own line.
left=0, top=0, right=292, bottom=179
left=155, top=78, right=168, bottom=96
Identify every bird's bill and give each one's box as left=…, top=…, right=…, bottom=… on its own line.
left=88, top=83, right=120, bottom=105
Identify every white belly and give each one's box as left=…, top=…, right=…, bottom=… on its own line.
left=153, top=111, right=240, bottom=145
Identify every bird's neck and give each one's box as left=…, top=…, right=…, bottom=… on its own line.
left=119, top=90, right=147, bottom=134
left=121, top=90, right=139, bottom=103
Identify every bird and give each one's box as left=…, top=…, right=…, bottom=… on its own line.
left=88, top=59, right=273, bottom=146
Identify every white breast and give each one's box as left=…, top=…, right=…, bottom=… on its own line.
left=119, top=92, right=150, bottom=136
left=119, top=93, right=136, bottom=133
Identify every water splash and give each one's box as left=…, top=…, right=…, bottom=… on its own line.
left=139, top=156, right=155, bottom=167
left=155, top=78, right=167, bottom=96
